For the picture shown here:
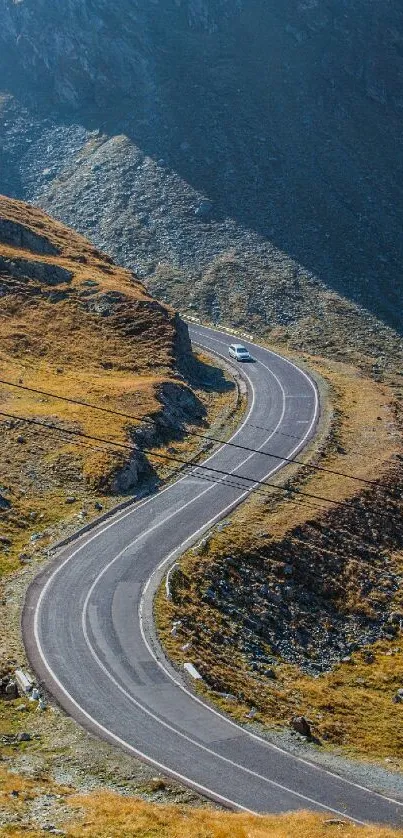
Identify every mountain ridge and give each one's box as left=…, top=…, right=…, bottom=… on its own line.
left=0, top=0, right=402, bottom=347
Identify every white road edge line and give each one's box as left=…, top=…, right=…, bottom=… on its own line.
left=183, top=331, right=403, bottom=808
left=79, top=359, right=360, bottom=821
left=31, top=340, right=282, bottom=816
left=82, top=350, right=363, bottom=821
left=81, top=351, right=362, bottom=821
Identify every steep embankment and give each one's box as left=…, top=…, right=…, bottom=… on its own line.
left=0, top=1, right=402, bottom=363
left=0, top=195, right=219, bottom=576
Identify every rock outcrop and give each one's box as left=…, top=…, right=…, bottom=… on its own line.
left=0, top=195, right=203, bottom=501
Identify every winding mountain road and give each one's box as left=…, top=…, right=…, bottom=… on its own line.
left=23, top=324, right=403, bottom=825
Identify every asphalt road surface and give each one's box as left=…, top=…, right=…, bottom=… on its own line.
left=24, top=323, right=403, bottom=825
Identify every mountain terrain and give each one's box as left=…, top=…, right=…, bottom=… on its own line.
left=0, top=0, right=402, bottom=373
left=1, top=3, right=403, bottom=835
left=2, top=200, right=400, bottom=837
left=0, top=195, right=236, bottom=577
left=0, top=196, right=239, bottom=834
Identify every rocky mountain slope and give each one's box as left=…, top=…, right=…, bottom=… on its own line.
left=0, top=195, right=209, bottom=575
left=0, top=0, right=402, bottom=362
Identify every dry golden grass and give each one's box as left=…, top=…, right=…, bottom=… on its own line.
left=0, top=194, right=146, bottom=294
left=0, top=766, right=73, bottom=837
left=1, top=197, right=402, bottom=830
left=183, top=640, right=403, bottom=764
left=1, top=775, right=402, bottom=838
left=158, top=593, right=403, bottom=762
left=64, top=793, right=403, bottom=838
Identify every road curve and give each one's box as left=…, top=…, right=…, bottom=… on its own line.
left=23, top=324, right=402, bottom=825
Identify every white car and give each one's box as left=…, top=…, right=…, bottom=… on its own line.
left=228, top=343, right=252, bottom=361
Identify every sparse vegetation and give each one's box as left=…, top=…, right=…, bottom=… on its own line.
left=1, top=202, right=402, bottom=833
left=1, top=0, right=403, bottom=830
left=1, top=768, right=403, bottom=838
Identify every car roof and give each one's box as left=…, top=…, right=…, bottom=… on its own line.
left=230, top=343, right=248, bottom=350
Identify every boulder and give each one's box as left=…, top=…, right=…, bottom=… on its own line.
left=392, top=689, right=403, bottom=704
left=291, top=715, right=312, bottom=737
left=0, top=219, right=59, bottom=255
left=264, top=668, right=276, bottom=679
left=363, top=651, right=374, bottom=664
left=194, top=199, right=213, bottom=218
left=389, top=612, right=403, bottom=625
left=16, top=731, right=31, bottom=742
left=5, top=681, right=18, bottom=699
left=0, top=255, right=72, bottom=285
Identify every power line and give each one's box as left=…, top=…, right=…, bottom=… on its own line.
left=0, top=313, right=396, bottom=459
left=2, top=412, right=399, bottom=555
left=0, top=377, right=394, bottom=494
left=0, top=410, right=331, bottom=516
left=0, top=409, right=397, bottom=520
left=36, top=424, right=399, bottom=555
left=0, top=339, right=394, bottom=462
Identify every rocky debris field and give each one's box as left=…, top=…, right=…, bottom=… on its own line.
left=1, top=100, right=401, bottom=382
left=169, top=463, right=403, bottom=678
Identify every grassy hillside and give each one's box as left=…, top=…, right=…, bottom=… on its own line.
left=1, top=198, right=401, bottom=834
left=2, top=771, right=403, bottom=837
left=0, top=195, right=239, bottom=577
left=0, top=197, right=246, bottom=834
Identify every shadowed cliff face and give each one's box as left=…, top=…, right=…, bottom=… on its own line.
left=0, top=0, right=403, bottom=341
left=0, top=0, right=238, bottom=109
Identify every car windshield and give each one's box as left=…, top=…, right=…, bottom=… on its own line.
left=237, top=348, right=248, bottom=354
